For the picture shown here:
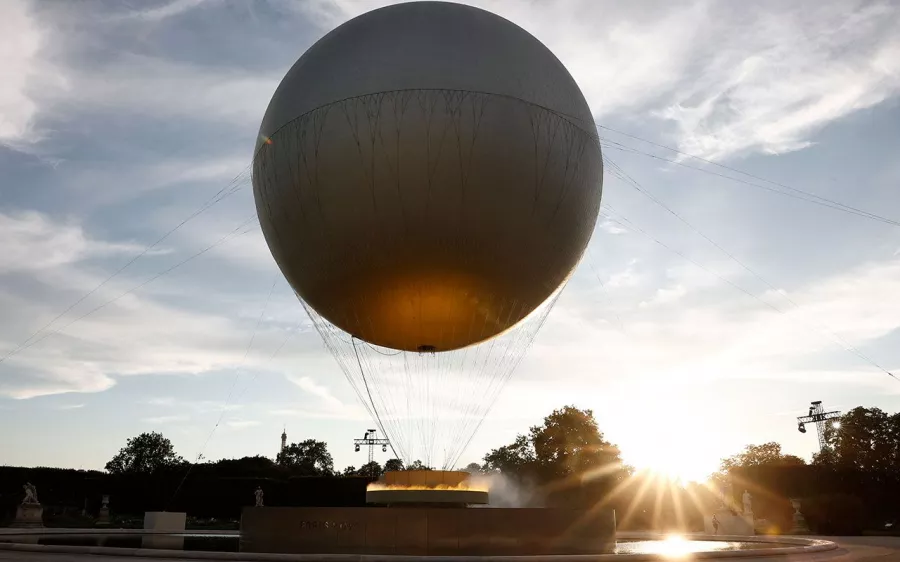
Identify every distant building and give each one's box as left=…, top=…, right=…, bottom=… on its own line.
left=281, top=427, right=287, bottom=454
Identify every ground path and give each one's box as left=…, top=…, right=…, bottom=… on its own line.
left=0, top=536, right=896, bottom=561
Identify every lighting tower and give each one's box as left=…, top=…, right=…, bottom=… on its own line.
left=353, top=429, right=390, bottom=464
left=796, top=401, right=841, bottom=452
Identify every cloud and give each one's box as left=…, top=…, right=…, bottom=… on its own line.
left=290, top=0, right=900, bottom=163
left=44, top=54, right=277, bottom=131
left=0, top=211, right=150, bottom=272
left=606, top=260, right=643, bottom=288
left=529, top=256, right=900, bottom=390
left=598, top=219, right=628, bottom=235
left=106, top=0, right=208, bottom=22
left=0, top=211, right=302, bottom=399
left=0, top=0, right=66, bottom=149
left=286, top=375, right=364, bottom=419
left=142, top=414, right=190, bottom=424
left=146, top=397, right=176, bottom=407
left=639, top=284, right=687, bottom=308
left=225, top=419, right=261, bottom=429
left=658, top=1, right=900, bottom=160
left=56, top=403, right=85, bottom=410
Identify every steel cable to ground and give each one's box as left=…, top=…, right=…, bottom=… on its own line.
left=166, top=271, right=284, bottom=509
left=0, top=167, right=251, bottom=367
left=604, top=155, right=898, bottom=382
left=598, top=138, right=900, bottom=227
left=1, top=215, right=258, bottom=362
left=598, top=202, right=898, bottom=384
left=595, top=124, right=899, bottom=227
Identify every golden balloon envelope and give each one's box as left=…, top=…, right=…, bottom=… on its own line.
left=253, top=2, right=603, bottom=351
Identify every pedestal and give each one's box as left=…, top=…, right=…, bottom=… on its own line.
left=11, top=503, right=44, bottom=528
left=789, top=499, right=809, bottom=533
left=790, top=513, right=810, bottom=533
left=96, top=507, right=111, bottom=527
left=144, top=511, right=186, bottom=531
left=241, top=506, right=616, bottom=555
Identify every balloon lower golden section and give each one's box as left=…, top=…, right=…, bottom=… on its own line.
left=302, top=267, right=539, bottom=352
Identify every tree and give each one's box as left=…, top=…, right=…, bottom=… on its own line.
left=828, top=407, right=896, bottom=473
left=406, top=460, right=432, bottom=471
left=719, top=442, right=806, bottom=473
left=357, top=461, right=382, bottom=478
left=483, top=434, right=535, bottom=476
left=276, top=439, right=334, bottom=476
left=105, top=432, right=185, bottom=474
left=383, top=458, right=404, bottom=472
left=530, top=406, right=624, bottom=481
left=212, top=455, right=276, bottom=477
left=342, top=465, right=357, bottom=476
left=463, top=462, right=483, bottom=474
left=483, top=406, right=627, bottom=484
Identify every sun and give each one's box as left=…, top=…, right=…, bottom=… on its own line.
left=608, top=382, right=724, bottom=484
left=642, top=458, right=711, bottom=485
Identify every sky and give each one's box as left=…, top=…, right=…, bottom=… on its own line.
left=1, top=0, right=899, bottom=483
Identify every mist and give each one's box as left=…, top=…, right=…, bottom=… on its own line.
left=470, top=472, right=540, bottom=508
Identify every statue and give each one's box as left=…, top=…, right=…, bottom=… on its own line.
left=22, top=482, right=39, bottom=505
left=742, top=490, right=752, bottom=515
left=790, top=498, right=808, bottom=532
left=254, top=487, right=264, bottom=507
left=97, top=494, right=111, bottom=527
left=13, top=482, right=43, bottom=528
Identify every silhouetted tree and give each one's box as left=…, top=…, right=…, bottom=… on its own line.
left=483, top=406, right=628, bottom=486
left=483, top=434, right=535, bottom=476
left=383, top=458, right=404, bottom=472
left=105, top=432, right=185, bottom=474
left=342, top=465, right=357, bottom=476
left=212, top=455, right=276, bottom=477
left=463, top=462, right=483, bottom=473
left=719, top=442, right=806, bottom=473
left=406, top=460, right=432, bottom=470
left=276, top=439, right=334, bottom=476
left=825, top=407, right=898, bottom=473
left=357, top=461, right=382, bottom=478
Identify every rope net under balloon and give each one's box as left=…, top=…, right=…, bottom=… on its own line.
left=300, top=284, right=563, bottom=470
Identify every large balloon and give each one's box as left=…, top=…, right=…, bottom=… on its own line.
left=253, top=1, right=602, bottom=352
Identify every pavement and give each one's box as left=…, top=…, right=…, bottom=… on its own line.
left=0, top=536, right=896, bottom=562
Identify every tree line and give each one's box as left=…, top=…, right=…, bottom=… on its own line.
left=106, top=405, right=900, bottom=483
left=5, top=404, right=898, bottom=533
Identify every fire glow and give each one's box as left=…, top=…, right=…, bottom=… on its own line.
left=366, top=482, right=489, bottom=493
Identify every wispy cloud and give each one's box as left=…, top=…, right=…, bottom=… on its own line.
left=56, top=403, right=85, bottom=410
left=225, top=419, right=261, bottom=429
left=285, top=375, right=365, bottom=419
left=658, top=1, right=900, bottom=159
left=531, top=256, right=900, bottom=389
left=106, top=0, right=208, bottom=22
left=0, top=211, right=153, bottom=272
left=294, top=0, right=900, bottom=162
left=141, top=414, right=190, bottom=424
left=0, top=0, right=66, bottom=150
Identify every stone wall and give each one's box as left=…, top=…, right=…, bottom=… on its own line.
left=241, top=506, right=615, bottom=555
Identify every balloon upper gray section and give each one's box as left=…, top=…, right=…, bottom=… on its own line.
left=256, top=1, right=595, bottom=152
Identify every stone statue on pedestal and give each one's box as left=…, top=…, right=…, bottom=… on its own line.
left=790, top=498, right=809, bottom=533
left=254, top=487, right=264, bottom=507
left=22, top=483, right=38, bottom=505
left=97, top=495, right=111, bottom=526
left=12, top=482, right=43, bottom=528
left=742, top=490, right=753, bottom=515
